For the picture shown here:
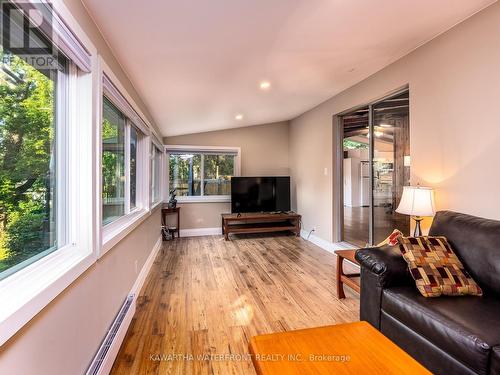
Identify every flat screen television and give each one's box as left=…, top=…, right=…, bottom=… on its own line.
left=231, top=176, right=291, bottom=213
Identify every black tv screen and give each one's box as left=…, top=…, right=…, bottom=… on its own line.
left=231, top=177, right=291, bottom=213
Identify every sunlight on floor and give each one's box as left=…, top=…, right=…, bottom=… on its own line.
left=231, top=295, right=254, bottom=325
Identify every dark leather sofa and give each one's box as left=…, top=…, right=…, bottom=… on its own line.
left=355, top=211, right=500, bottom=375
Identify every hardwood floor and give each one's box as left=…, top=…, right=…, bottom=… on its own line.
left=111, top=234, right=360, bottom=375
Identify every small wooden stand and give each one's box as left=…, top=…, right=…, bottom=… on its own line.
left=161, top=205, right=180, bottom=239
left=221, top=212, right=301, bottom=240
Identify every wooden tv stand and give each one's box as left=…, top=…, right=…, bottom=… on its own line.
left=221, top=212, right=301, bottom=241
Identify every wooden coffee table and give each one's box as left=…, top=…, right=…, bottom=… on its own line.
left=249, top=321, right=430, bottom=375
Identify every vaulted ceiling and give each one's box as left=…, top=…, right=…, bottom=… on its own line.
left=82, top=0, right=495, bottom=136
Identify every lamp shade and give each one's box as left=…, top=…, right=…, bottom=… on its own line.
left=396, top=186, right=436, bottom=217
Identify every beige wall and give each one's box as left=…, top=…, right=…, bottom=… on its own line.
left=290, top=1, right=500, bottom=242
left=0, top=1, right=163, bottom=374
left=0, top=210, right=162, bottom=375
left=164, top=121, right=290, bottom=229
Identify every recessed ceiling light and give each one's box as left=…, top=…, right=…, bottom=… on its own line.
left=259, top=81, right=271, bottom=90
left=235, top=114, right=244, bottom=120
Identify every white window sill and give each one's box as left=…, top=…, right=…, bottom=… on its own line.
left=0, top=244, right=94, bottom=345
left=177, top=196, right=231, bottom=204
left=102, top=208, right=150, bottom=255
left=150, top=200, right=163, bottom=211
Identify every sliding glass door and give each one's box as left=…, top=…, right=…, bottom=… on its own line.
left=342, top=105, right=370, bottom=247
left=371, top=91, right=410, bottom=244
left=341, top=90, right=410, bottom=246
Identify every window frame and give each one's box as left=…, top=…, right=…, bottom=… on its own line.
left=99, top=65, right=157, bottom=256
left=165, top=145, right=241, bottom=203
left=0, top=1, right=97, bottom=346
left=101, top=98, right=147, bottom=226
left=150, top=138, right=164, bottom=209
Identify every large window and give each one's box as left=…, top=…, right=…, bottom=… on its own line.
left=0, top=1, right=97, bottom=345
left=102, top=97, right=144, bottom=225
left=0, top=21, right=68, bottom=280
left=167, top=147, right=239, bottom=200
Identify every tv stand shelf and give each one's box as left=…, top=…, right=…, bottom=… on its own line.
left=221, top=212, right=301, bottom=241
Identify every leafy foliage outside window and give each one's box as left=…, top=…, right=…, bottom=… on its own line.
left=343, top=139, right=368, bottom=150
left=130, top=127, right=137, bottom=209
left=102, top=98, right=125, bottom=224
left=203, top=155, right=234, bottom=195
left=169, top=153, right=201, bottom=197
left=169, top=152, right=235, bottom=197
left=0, top=49, right=61, bottom=277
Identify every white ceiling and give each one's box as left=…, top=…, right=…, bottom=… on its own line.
left=82, top=0, right=495, bottom=137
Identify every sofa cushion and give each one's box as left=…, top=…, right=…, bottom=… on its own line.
left=382, top=286, right=500, bottom=374
left=492, top=347, right=500, bottom=375
left=429, top=211, right=500, bottom=296
left=397, top=236, right=483, bottom=297
left=381, top=311, right=478, bottom=375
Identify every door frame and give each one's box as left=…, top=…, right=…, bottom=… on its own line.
left=333, top=86, right=409, bottom=245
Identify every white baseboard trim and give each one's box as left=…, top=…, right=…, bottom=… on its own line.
left=131, top=236, right=162, bottom=295
left=300, top=230, right=359, bottom=262
left=180, top=227, right=222, bottom=237
left=94, top=235, right=162, bottom=375
left=300, top=229, right=337, bottom=255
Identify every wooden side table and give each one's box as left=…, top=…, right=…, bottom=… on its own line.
left=161, top=205, right=180, bottom=239
left=334, top=249, right=360, bottom=299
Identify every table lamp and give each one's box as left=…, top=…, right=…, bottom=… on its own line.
left=396, top=185, right=435, bottom=237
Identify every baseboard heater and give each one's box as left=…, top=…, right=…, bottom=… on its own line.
left=86, top=294, right=135, bottom=375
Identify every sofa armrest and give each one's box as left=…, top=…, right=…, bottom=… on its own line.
left=355, top=246, right=412, bottom=288
left=355, top=245, right=412, bottom=329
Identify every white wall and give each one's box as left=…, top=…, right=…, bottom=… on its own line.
left=290, top=1, right=500, bottom=242
left=343, top=157, right=362, bottom=207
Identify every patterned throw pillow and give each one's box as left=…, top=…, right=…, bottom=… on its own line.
left=397, top=236, right=483, bottom=297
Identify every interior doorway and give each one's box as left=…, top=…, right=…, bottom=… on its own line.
left=340, top=90, right=410, bottom=247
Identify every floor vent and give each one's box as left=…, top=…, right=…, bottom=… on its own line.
left=86, top=294, right=135, bottom=375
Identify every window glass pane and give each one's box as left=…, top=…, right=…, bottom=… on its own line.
left=169, top=153, right=201, bottom=196
left=130, top=127, right=137, bottom=209
left=102, top=97, right=125, bottom=225
left=203, top=154, right=234, bottom=195
left=0, top=34, right=67, bottom=279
